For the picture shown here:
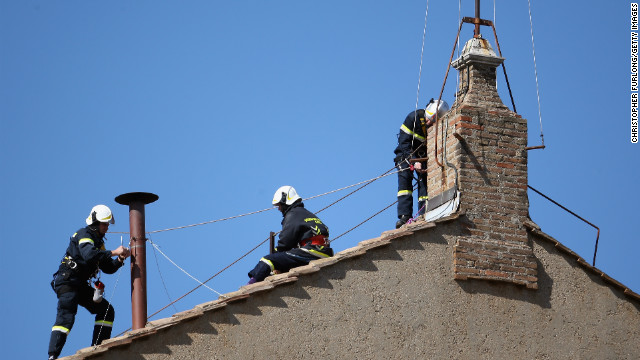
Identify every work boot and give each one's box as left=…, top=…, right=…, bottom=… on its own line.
left=247, top=277, right=257, bottom=285
left=395, top=215, right=411, bottom=229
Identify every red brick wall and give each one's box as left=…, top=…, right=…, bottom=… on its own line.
left=427, top=53, right=538, bottom=289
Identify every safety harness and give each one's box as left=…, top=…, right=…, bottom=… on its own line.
left=299, top=234, right=329, bottom=247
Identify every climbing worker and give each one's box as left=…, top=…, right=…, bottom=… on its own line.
left=48, top=205, right=131, bottom=360
left=393, top=98, right=449, bottom=228
left=247, top=186, right=333, bottom=283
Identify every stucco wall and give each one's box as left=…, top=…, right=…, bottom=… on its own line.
left=88, top=220, right=640, bottom=360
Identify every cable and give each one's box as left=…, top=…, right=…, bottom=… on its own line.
left=303, top=169, right=401, bottom=202
left=315, top=166, right=398, bottom=215
left=147, top=207, right=274, bottom=234
left=410, top=0, right=430, bottom=153
left=330, top=199, right=397, bottom=243
left=115, top=165, right=407, bottom=335
left=149, top=236, right=178, bottom=314
left=109, top=170, right=404, bottom=237
left=527, top=0, right=545, bottom=146
left=92, top=261, right=124, bottom=349
left=148, top=239, right=225, bottom=297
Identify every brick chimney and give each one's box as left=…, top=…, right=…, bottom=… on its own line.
left=426, top=37, right=538, bottom=289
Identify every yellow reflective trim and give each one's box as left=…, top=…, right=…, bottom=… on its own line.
left=95, top=320, right=113, bottom=327
left=52, top=326, right=70, bottom=334
left=400, top=124, right=425, bottom=141
left=418, top=196, right=429, bottom=201
left=306, top=249, right=331, bottom=258
left=397, top=190, right=412, bottom=197
left=260, top=257, right=275, bottom=271
left=99, top=214, right=112, bottom=222
left=79, top=238, right=94, bottom=246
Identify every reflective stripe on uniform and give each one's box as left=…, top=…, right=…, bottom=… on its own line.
left=52, top=326, right=70, bottom=334
left=400, top=124, right=425, bottom=141
left=79, top=238, right=94, bottom=246
left=301, top=248, right=332, bottom=258
left=259, top=257, right=275, bottom=271
left=398, top=190, right=412, bottom=197
left=95, top=320, right=113, bottom=328
left=418, top=196, right=429, bottom=202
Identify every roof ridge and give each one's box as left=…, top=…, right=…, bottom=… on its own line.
left=525, top=222, right=640, bottom=303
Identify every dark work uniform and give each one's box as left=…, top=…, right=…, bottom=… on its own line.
left=248, top=200, right=333, bottom=282
left=48, top=226, right=124, bottom=359
left=394, top=109, right=430, bottom=219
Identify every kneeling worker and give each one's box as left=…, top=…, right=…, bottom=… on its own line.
left=248, top=186, right=333, bottom=283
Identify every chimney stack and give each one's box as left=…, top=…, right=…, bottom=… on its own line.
left=427, top=37, right=538, bottom=289
left=115, top=192, right=159, bottom=329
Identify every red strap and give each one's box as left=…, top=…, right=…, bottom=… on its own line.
left=299, top=235, right=328, bottom=247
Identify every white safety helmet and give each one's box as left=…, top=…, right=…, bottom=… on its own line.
left=85, top=204, right=115, bottom=225
left=425, top=99, right=450, bottom=122
left=272, top=186, right=301, bottom=206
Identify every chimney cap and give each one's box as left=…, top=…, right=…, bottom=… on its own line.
left=452, top=37, right=504, bottom=70
left=115, top=192, right=159, bottom=205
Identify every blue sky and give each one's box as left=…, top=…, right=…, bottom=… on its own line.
left=1, top=1, right=637, bottom=358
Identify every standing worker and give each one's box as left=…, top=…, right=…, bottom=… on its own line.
left=247, top=186, right=333, bottom=283
left=393, top=98, right=449, bottom=228
left=48, top=205, right=131, bottom=360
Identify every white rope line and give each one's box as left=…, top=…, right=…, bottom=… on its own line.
left=149, top=236, right=178, bottom=313
left=414, top=0, right=429, bottom=113
left=92, top=260, right=123, bottom=349
left=527, top=0, right=545, bottom=143
left=493, top=0, right=497, bottom=90
left=302, top=169, right=401, bottom=201
left=410, top=0, right=430, bottom=153
left=148, top=239, right=225, bottom=297
left=118, top=169, right=401, bottom=235
left=147, top=207, right=273, bottom=234
left=457, top=0, right=462, bottom=102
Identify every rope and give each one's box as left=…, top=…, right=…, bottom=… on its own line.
left=114, top=236, right=269, bottom=338
left=410, top=0, right=430, bottom=155
left=115, top=165, right=407, bottom=336
left=109, top=170, right=404, bottom=236
left=329, top=199, right=397, bottom=243
left=148, top=238, right=225, bottom=297
left=149, top=236, right=178, bottom=314
left=527, top=0, right=545, bottom=145
left=147, top=207, right=274, bottom=234
left=315, top=166, right=398, bottom=215
left=92, top=259, right=124, bottom=349
left=304, top=169, right=400, bottom=202
left=493, top=0, right=497, bottom=90
left=494, top=0, right=496, bottom=27
left=414, top=0, right=429, bottom=112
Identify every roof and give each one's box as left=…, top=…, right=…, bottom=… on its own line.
left=60, top=213, right=639, bottom=359
left=523, top=219, right=640, bottom=302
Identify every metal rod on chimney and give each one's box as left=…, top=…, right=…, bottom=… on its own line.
left=115, top=192, right=159, bottom=331
left=475, top=0, right=481, bottom=37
